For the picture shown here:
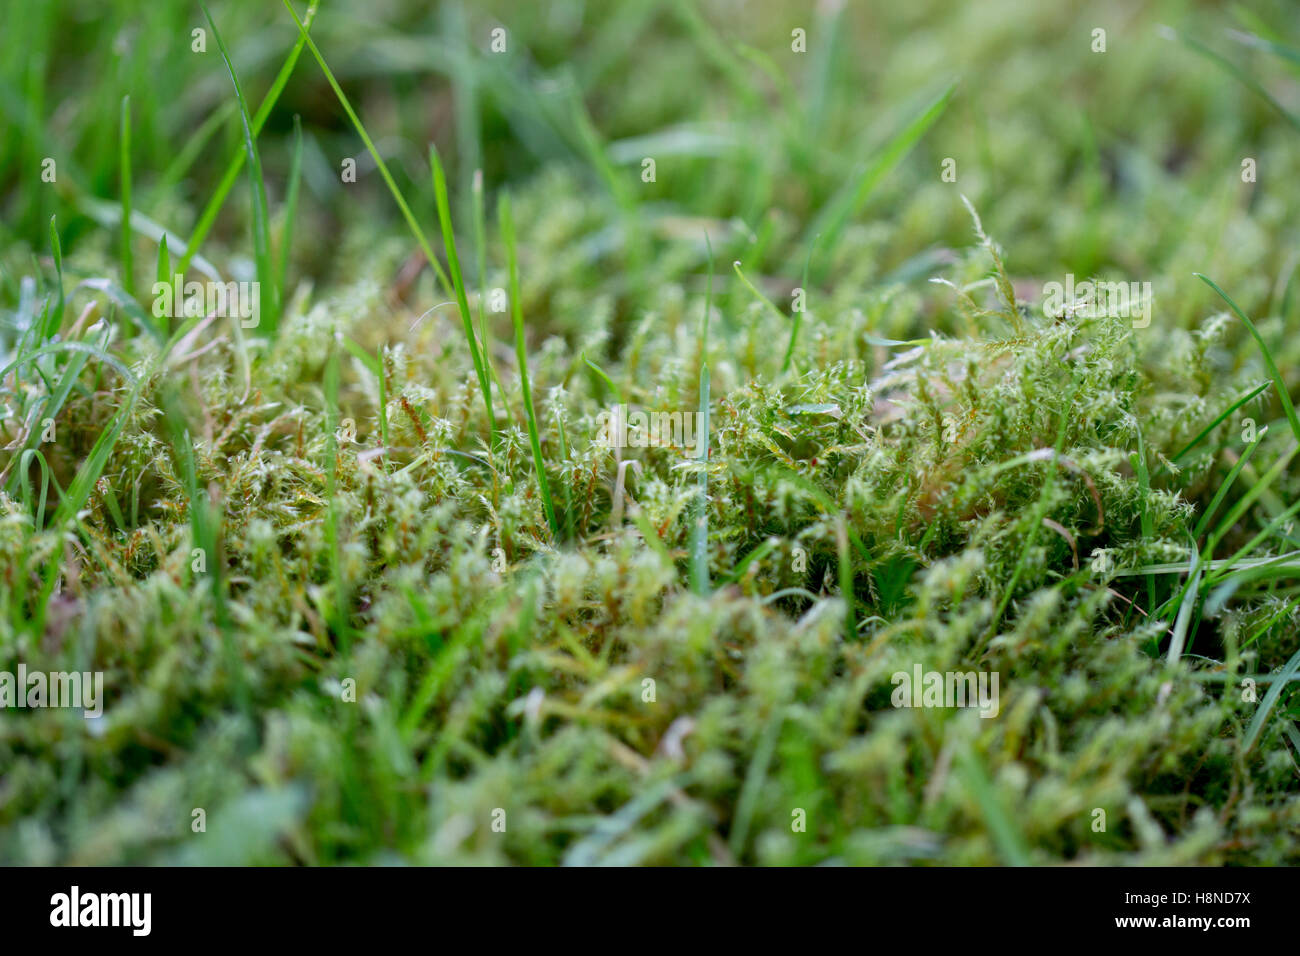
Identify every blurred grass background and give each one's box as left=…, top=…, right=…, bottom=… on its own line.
left=5, top=0, right=1299, bottom=297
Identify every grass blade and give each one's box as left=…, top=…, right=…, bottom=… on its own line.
left=119, top=95, right=133, bottom=300
left=323, top=344, right=349, bottom=650
left=581, top=351, right=623, bottom=405
left=1196, top=274, right=1300, bottom=447
left=1166, top=381, right=1271, bottom=466
left=955, top=746, right=1032, bottom=866
left=1192, top=429, right=1262, bottom=542
left=1166, top=541, right=1202, bottom=664
left=1171, top=29, right=1300, bottom=134
left=781, top=237, right=816, bottom=375
left=203, top=2, right=277, bottom=333
left=732, top=259, right=790, bottom=376
left=500, top=192, right=558, bottom=538
left=155, top=234, right=171, bottom=336
left=281, top=0, right=453, bottom=300
left=804, top=82, right=955, bottom=255
left=178, top=0, right=320, bottom=275
left=45, top=215, right=63, bottom=341
left=432, top=145, right=495, bottom=438
left=1205, top=442, right=1298, bottom=557
left=1243, top=643, right=1300, bottom=753
left=473, top=168, right=507, bottom=417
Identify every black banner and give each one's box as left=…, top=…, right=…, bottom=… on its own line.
left=0, top=866, right=1286, bottom=942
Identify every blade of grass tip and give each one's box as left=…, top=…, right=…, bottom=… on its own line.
left=628, top=505, right=675, bottom=572
left=156, top=233, right=171, bottom=287
left=155, top=234, right=171, bottom=337
left=690, top=234, right=713, bottom=597
left=279, top=114, right=304, bottom=314
left=732, top=259, right=792, bottom=377
left=45, top=215, right=63, bottom=341
left=732, top=260, right=783, bottom=323
left=280, top=0, right=453, bottom=301
left=781, top=235, right=817, bottom=375
left=178, top=0, right=320, bottom=276
left=431, top=145, right=495, bottom=437
left=864, top=331, right=931, bottom=348
left=203, top=3, right=278, bottom=333
left=119, top=95, right=133, bottom=300
left=501, top=192, right=558, bottom=538
left=1242, top=642, right=1300, bottom=753
left=582, top=351, right=623, bottom=405
left=1196, top=274, right=1300, bottom=447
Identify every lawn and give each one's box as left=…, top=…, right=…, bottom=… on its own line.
left=0, top=0, right=1298, bottom=865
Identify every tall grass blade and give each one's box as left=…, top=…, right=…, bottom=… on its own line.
left=178, top=0, right=320, bottom=275
left=281, top=0, right=453, bottom=300
left=432, top=146, right=495, bottom=438
left=45, top=215, right=63, bottom=341
left=500, top=192, right=558, bottom=538
left=203, top=3, right=278, bottom=333
left=1195, top=274, right=1300, bottom=447
left=1242, top=643, right=1300, bottom=753
left=119, top=95, right=133, bottom=300
left=804, top=82, right=955, bottom=255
